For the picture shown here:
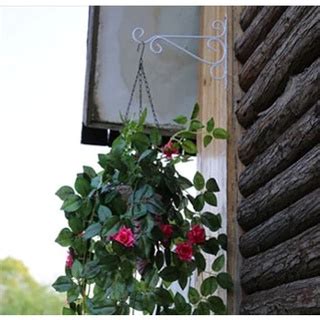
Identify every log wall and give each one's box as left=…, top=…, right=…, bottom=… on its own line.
left=234, top=6, right=320, bottom=314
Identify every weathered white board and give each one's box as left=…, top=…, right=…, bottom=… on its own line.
left=83, top=6, right=200, bottom=134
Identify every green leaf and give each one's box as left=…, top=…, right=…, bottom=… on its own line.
left=101, top=216, right=120, bottom=237
left=194, top=252, right=206, bottom=273
left=200, top=276, right=218, bottom=296
left=202, top=237, right=220, bottom=255
left=193, top=171, right=205, bottom=191
left=83, top=223, right=102, bottom=240
left=138, top=149, right=153, bottom=163
left=217, top=272, right=233, bottom=289
left=201, top=212, right=221, bottom=232
left=69, top=216, right=83, bottom=234
left=138, top=108, right=147, bottom=126
left=204, top=135, right=213, bottom=147
left=155, top=251, right=164, bottom=270
left=75, top=176, right=91, bottom=197
left=154, top=288, right=173, bottom=307
left=204, top=191, right=217, bottom=206
left=91, top=175, right=102, bottom=189
left=52, top=276, right=74, bottom=292
left=55, top=186, right=74, bottom=201
left=196, top=301, right=211, bottom=315
left=218, top=234, right=228, bottom=251
left=173, top=115, right=188, bottom=125
left=207, top=296, right=227, bottom=314
left=174, top=292, right=186, bottom=311
left=206, top=178, right=220, bottom=192
left=194, top=194, right=205, bottom=211
left=61, top=194, right=82, bottom=212
left=178, top=274, right=188, bottom=290
left=178, top=175, right=193, bottom=190
left=182, top=140, right=197, bottom=155
left=55, top=228, right=73, bottom=247
left=159, top=266, right=179, bottom=282
left=213, top=128, right=229, bottom=139
left=150, top=127, right=162, bottom=146
left=132, top=132, right=150, bottom=153
left=191, top=103, right=200, bottom=119
left=190, top=119, right=204, bottom=131
left=144, top=267, right=159, bottom=287
left=212, top=255, right=225, bottom=272
left=176, top=130, right=196, bottom=140
left=83, top=165, right=96, bottom=179
left=67, top=285, right=80, bottom=303
left=83, top=260, right=101, bottom=279
left=97, top=205, right=112, bottom=222
left=188, top=287, right=200, bottom=304
left=62, top=307, right=76, bottom=315
left=71, top=259, right=83, bottom=279
left=206, top=117, right=215, bottom=132
left=100, top=254, right=120, bottom=272
left=86, top=298, right=115, bottom=315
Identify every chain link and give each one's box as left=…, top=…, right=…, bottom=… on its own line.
left=124, top=42, right=160, bottom=128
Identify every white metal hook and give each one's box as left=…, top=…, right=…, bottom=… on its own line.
left=131, top=16, right=228, bottom=87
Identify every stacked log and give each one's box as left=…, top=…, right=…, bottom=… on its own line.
left=239, top=189, right=320, bottom=257
left=236, top=7, right=320, bottom=128
left=239, top=6, right=262, bottom=31
left=235, top=6, right=320, bottom=315
left=235, top=7, right=287, bottom=63
left=239, top=102, right=320, bottom=196
left=240, top=224, right=320, bottom=294
left=238, top=58, right=320, bottom=166
left=237, top=145, right=320, bottom=231
left=240, top=277, right=320, bottom=315
left=239, top=6, right=312, bottom=91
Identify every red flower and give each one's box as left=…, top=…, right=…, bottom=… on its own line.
left=160, top=224, right=174, bottom=238
left=65, top=251, right=74, bottom=269
left=187, top=224, right=206, bottom=244
left=113, top=226, right=135, bottom=247
left=175, top=242, right=193, bottom=261
left=162, top=140, right=179, bottom=159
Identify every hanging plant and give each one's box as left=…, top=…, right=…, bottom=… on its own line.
left=52, top=104, right=231, bottom=315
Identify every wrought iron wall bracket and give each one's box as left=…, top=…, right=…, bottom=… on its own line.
left=132, top=16, right=228, bottom=87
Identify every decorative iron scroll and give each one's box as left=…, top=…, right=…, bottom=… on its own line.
left=132, top=16, right=228, bottom=87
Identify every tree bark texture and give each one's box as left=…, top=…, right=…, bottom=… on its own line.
left=239, top=6, right=263, bottom=31
left=238, top=58, right=320, bottom=165
left=239, top=102, right=320, bottom=196
left=239, top=189, right=320, bottom=258
left=235, top=6, right=287, bottom=63
left=239, top=6, right=312, bottom=92
left=240, top=277, right=320, bottom=314
left=240, top=224, right=320, bottom=294
left=235, top=7, right=320, bottom=128
left=237, top=144, right=320, bottom=231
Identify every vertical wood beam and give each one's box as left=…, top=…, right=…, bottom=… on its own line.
left=226, top=6, right=244, bottom=315
left=196, top=6, right=244, bottom=314
left=196, top=4, right=228, bottom=304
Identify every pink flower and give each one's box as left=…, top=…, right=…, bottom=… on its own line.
left=162, top=140, right=179, bottom=159
left=160, top=224, right=174, bottom=238
left=65, top=251, right=74, bottom=269
left=113, top=226, right=135, bottom=247
left=187, top=224, right=206, bottom=244
left=175, top=242, right=193, bottom=261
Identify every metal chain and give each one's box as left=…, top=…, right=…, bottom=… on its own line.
left=124, top=42, right=160, bottom=128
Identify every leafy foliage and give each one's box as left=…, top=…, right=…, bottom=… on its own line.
left=0, top=257, right=63, bottom=315
left=53, top=104, right=231, bottom=315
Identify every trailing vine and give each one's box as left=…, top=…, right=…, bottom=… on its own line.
left=53, top=103, right=232, bottom=315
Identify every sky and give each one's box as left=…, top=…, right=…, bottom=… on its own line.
left=0, top=7, right=107, bottom=284
left=0, top=6, right=196, bottom=285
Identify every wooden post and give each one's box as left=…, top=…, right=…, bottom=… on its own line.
left=196, top=5, right=227, bottom=302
